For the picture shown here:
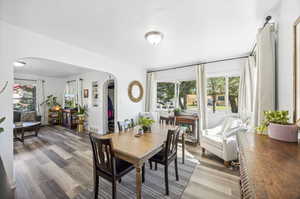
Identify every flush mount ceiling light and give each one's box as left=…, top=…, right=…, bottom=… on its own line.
left=145, top=31, right=164, bottom=46
left=13, top=61, right=26, bottom=67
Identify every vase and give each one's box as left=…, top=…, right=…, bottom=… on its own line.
left=268, top=123, right=299, bottom=142
left=142, top=126, right=151, bottom=133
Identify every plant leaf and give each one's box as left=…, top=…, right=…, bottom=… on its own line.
left=0, top=128, right=4, bottom=133
left=0, top=117, right=5, bottom=124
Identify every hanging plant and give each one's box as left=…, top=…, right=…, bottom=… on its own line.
left=0, top=81, right=8, bottom=134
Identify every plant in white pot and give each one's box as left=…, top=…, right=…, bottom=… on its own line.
left=256, top=110, right=298, bottom=142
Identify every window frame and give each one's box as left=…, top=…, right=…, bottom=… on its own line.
left=13, top=84, right=37, bottom=112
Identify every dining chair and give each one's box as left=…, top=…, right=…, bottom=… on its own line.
left=89, top=133, right=145, bottom=199
left=117, top=120, right=129, bottom=132
left=148, top=129, right=180, bottom=195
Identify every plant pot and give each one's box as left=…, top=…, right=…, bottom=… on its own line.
left=142, top=126, right=151, bottom=133
left=268, top=123, right=299, bottom=142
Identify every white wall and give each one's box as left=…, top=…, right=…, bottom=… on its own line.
left=64, top=71, right=111, bottom=134
left=0, top=21, right=146, bottom=184
left=271, top=0, right=300, bottom=113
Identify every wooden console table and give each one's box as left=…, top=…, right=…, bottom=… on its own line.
left=175, top=115, right=199, bottom=143
left=62, top=109, right=77, bottom=129
left=237, top=132, right=300, bottom=199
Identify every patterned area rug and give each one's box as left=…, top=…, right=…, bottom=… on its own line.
left=74, top=157, right=198, bottom=199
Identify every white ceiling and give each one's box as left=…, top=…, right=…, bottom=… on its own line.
left=14, top=57, right=96, bottom=78
left=0, top=0, right=280, bottom=68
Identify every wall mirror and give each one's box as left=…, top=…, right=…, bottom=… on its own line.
left=128, top=80, right=143, bottom=103
left=293, top=16, right=300, bottom=121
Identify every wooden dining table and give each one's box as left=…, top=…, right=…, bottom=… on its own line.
left=100, top=124, right=179, bottom=199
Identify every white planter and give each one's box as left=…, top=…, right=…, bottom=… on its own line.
left=268, top=123, right=299, bottom=142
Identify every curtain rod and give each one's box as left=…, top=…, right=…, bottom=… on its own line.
left=66, top=78, right=83, bottom=83
left=250, top=16, right=272, bottom=56
left=147, top=55, right=249, bottom=73
left=14, top=78, right=45, bottom=83
left=147, top=16, right=272, bottom=74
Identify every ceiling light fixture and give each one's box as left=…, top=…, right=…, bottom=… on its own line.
left=145, top=31, right=164, bottom=46
left=13, top=61, right=26, bottom=67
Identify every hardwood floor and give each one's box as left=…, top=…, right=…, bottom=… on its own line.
left=14, top=126, right=240, bottom=199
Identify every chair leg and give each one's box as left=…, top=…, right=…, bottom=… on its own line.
left=149, top=160, right=152, bottom=170
left=155, top=162, right=158, bottom=170
left=112, top=181, right=117, bottom=199
left=175, top=157, right=179, bottom=181
left=118, top=178, right=122, bottom=183
left=202, top=148, right=205, bottom=155
left=142, top=164, right=145, bottom=183
left=164, top=165, right=169, bottom=195
left=94, top=175, right=99, bottom=199
left=224, top=161, right=230, bottom=167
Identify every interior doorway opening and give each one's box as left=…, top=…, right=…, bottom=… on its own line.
left=107, top=79, right=115, bottom=132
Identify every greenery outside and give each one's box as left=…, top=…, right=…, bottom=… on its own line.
left=13, top=84, right=36, bottom=112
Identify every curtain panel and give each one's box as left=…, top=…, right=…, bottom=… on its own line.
left=238, top=56, right=255, bottom=119
left=252, top=24, right=276, bottom=129
left=196, top=64, right=207, bottom=131
left=36, top=80, right=46, bottom=124
left=145, top=72, right=157, bottom=113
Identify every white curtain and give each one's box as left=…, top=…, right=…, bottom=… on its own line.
left=238, top=56, right=255, bottom=119
left=145, top=72, right=157, bottom=113
left=252, top=24, right=276, bottom=129
left=36, top=80, right=46, bottom=124
left=64, top=80, right=77, bottom=108
left=196, top=64, right=207, bottom=131
left=77, top=78, right=83, bottom=108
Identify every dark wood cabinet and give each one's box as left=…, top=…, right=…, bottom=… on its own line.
left=237, top=132, right=300, bottom=199
left=48, top=109, right=62, bottom=125
left=62, top=109, right=77, bottom=129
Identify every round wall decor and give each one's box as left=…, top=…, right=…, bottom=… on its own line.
left=128, top=80, right=144, bottom=103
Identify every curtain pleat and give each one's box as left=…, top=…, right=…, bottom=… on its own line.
left=252, top=24, right=276, bottom=131
left=196, top=64, right=207, bottom=131
left=145, top=72, right=157, bottom=113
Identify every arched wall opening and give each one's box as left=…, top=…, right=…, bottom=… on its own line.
left=13, top=57, right=118, bottom=135
left=0, top=21, right=146, bottom=185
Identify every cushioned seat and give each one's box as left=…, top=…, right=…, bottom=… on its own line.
left=200, top=116, right=246, bottom=165
left=115, top=159, right=134, bottom=176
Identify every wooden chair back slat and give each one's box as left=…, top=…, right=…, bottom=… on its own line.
left=89, top=133, right=115, bottom=174
left=165, top=129, right=180, bottom=159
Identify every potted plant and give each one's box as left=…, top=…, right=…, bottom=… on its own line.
left=174, top=108, right=181, bottom=116
left=41, top=95, right=61, bottom=110
left=256, top=110, right=298, bottom=142
left=0, top=81, right=8, bottom=134
left=138, top=117, right=155, bottom=133
left=76, top=105, right=88, bottom=133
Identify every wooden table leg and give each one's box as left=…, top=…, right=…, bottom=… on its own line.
left=135, top=166, right=142, bottom=199
left=21, top=129, right=25, bottom=142
left=182, top=133, right=185, bottom=164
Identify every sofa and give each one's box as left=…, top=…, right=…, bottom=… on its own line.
left=13, top=111, right=41, bottom=123
left=200, top=116, right=246, bottom=166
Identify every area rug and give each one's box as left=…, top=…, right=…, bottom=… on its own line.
left=74, top=157, right=198, bottom=199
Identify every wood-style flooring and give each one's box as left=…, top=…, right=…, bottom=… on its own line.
left=14, top=126, right=240, bottom=199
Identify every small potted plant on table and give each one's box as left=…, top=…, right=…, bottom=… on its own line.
left=138, top=117, right=155, bottom=133
left=256, top=110, right=298, bottom=142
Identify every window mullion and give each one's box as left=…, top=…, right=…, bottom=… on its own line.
left=225, top=76, right=229, bottom=112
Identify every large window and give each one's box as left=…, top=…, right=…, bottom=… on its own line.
left=13, top=84, right=36, bottom=112
left=228, top=76, right=240, bottom=113
left=157, top=82, right=175, bottom=109
left=207, top=76, right=240, bottom=114
left=207, top=77, right=226, bottom=113
left=179, top=80, right=197, bottom=111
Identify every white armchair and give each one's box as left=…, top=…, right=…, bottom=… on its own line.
left=200, top=117, right=245, bottom=166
